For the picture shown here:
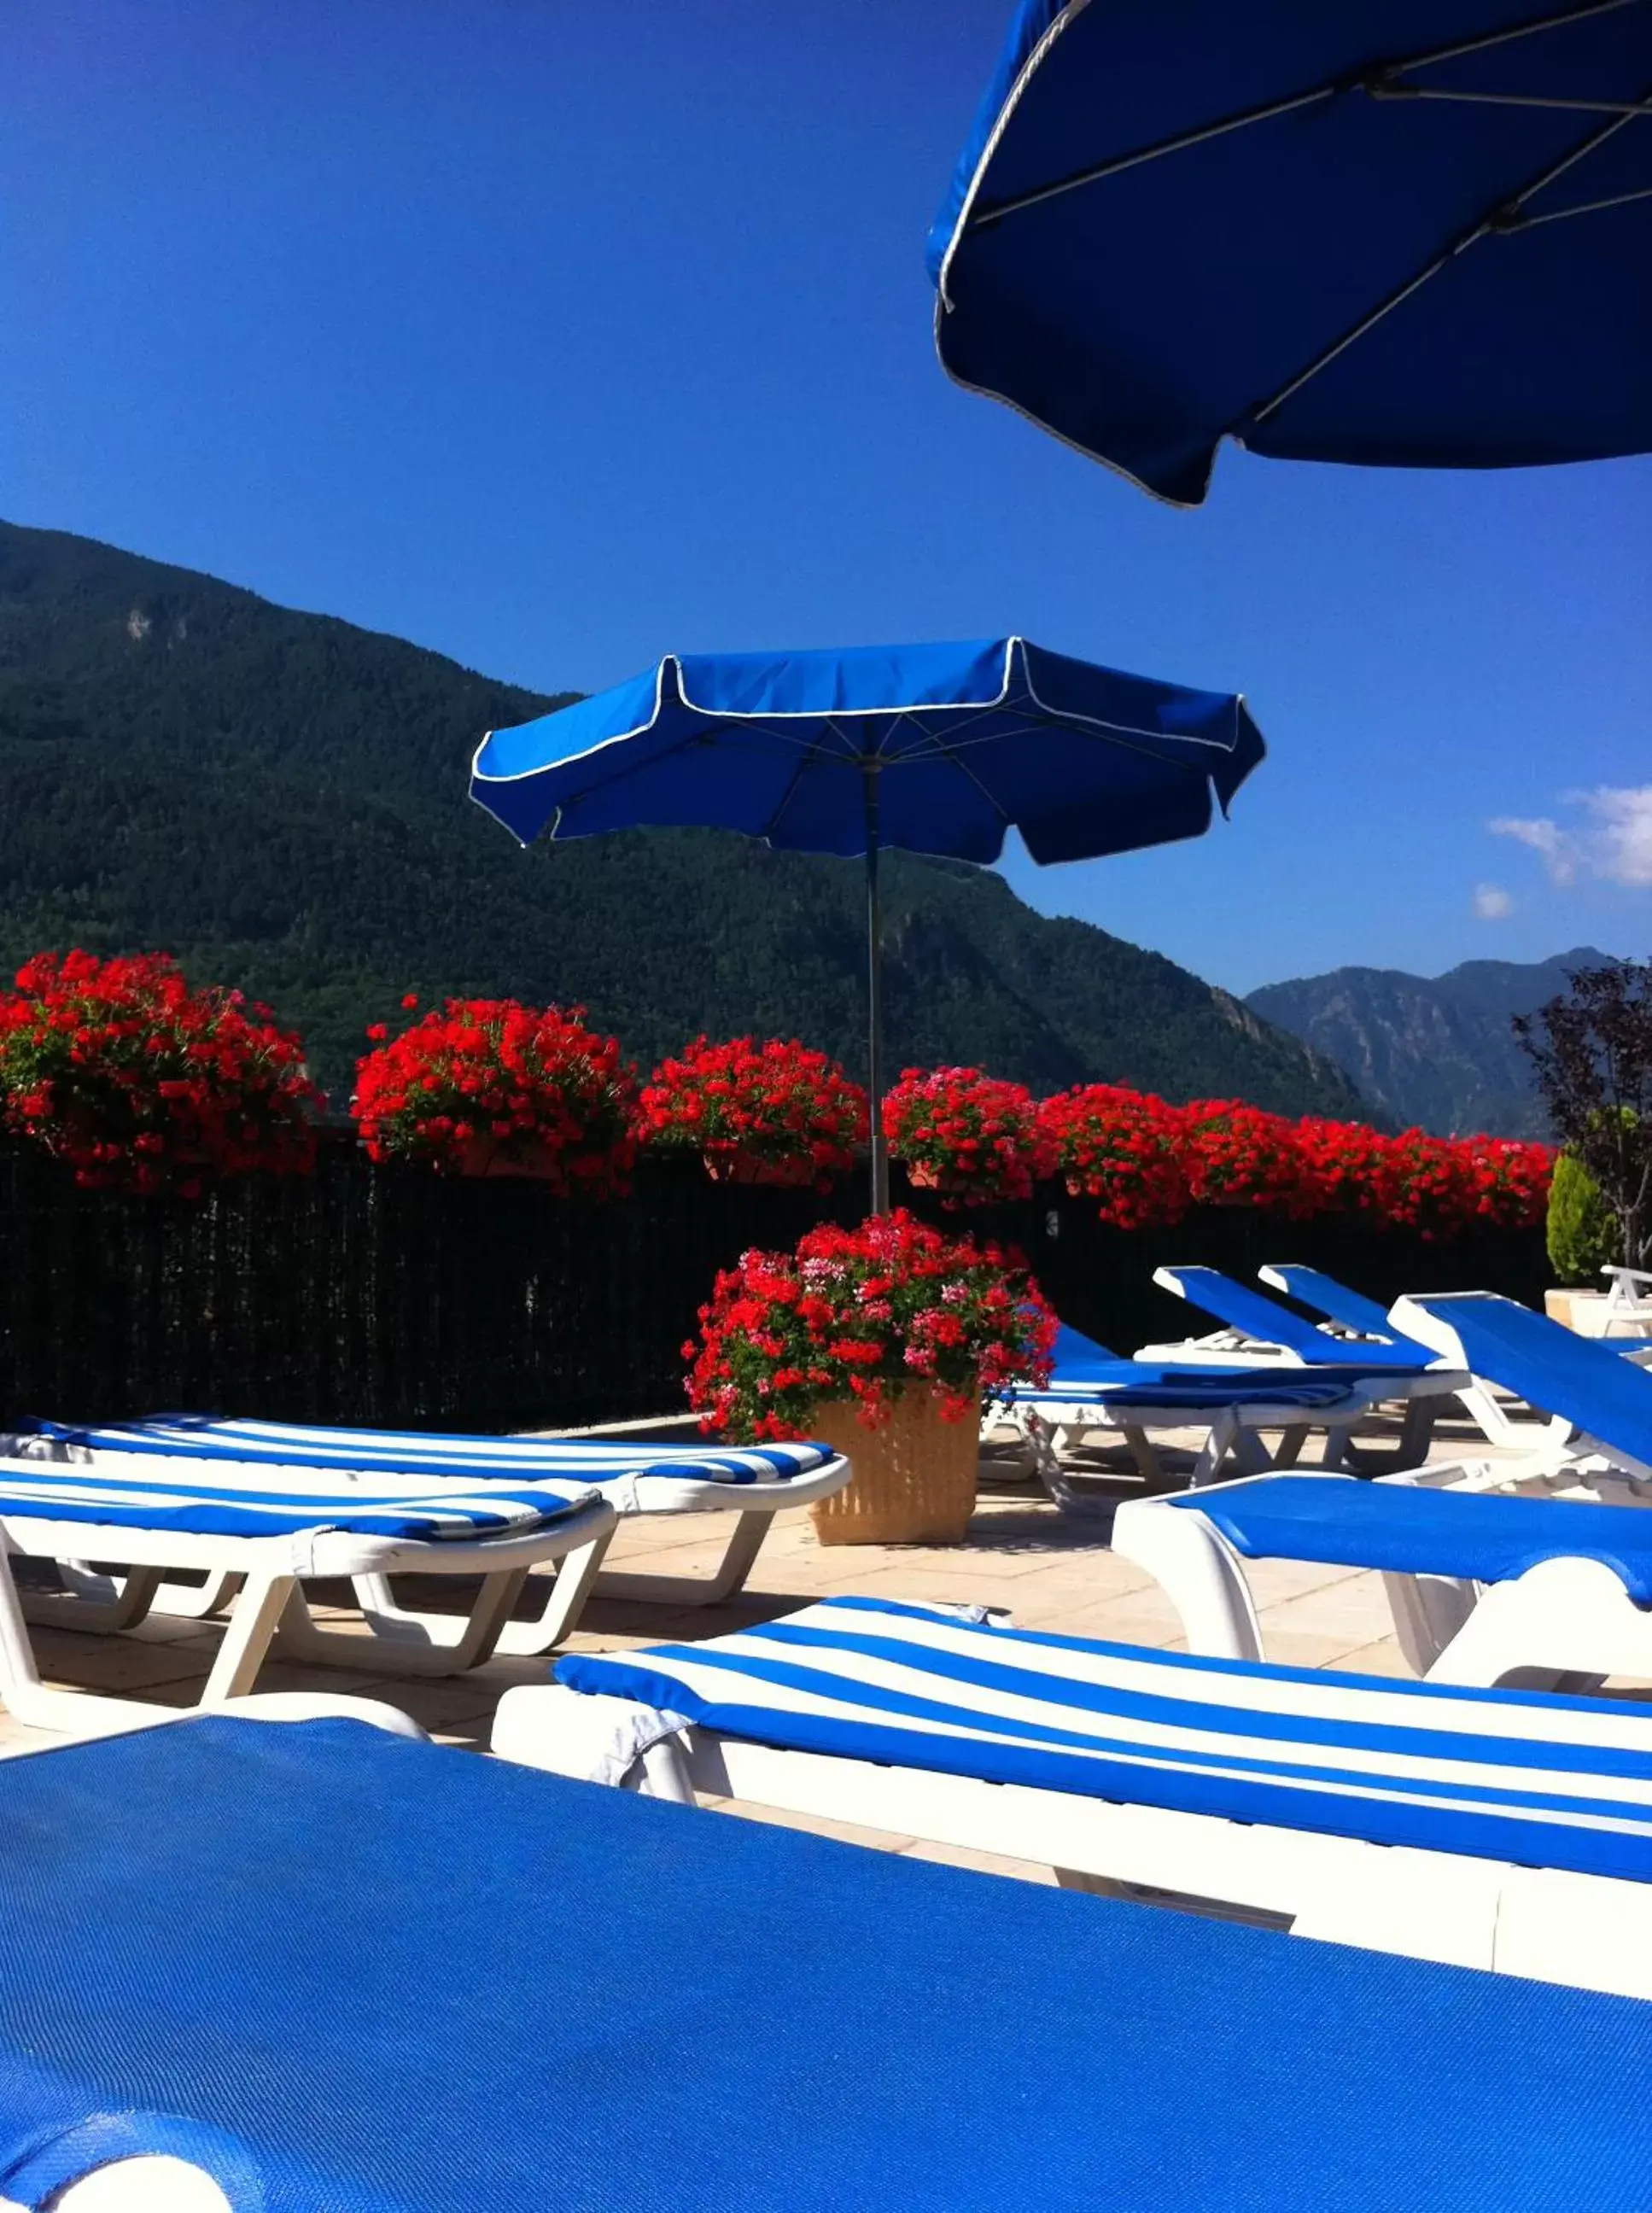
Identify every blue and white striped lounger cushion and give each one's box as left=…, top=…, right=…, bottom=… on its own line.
left=556, top=1595, right=1652, bottom=1883
left=0, top=1453, right=599, bottom=1543
left=13, top=1415, right=829, bottom=1490
left=1166, top=1474, right=1652, bottom=1603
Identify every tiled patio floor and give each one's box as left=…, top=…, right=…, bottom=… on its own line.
left=0, top=1407, right=1556, bottom=1884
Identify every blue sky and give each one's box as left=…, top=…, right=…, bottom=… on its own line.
left=5, top=1, right=1649, bottom=995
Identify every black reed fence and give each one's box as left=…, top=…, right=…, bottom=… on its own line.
left=0, top=1136, right=1548, bottom=1433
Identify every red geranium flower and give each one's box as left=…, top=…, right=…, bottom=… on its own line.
left=0, top=950, right=320, bottom=1197
left=636, top=1036, right=867, bottom=1184
left=353, top=996, right=636, bottom=1196
left=883, top=1066, right=1056, bottom=1207
left=1039, top=1084, right=1189, bottom=1229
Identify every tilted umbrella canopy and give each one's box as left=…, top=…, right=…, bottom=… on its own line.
left=930, top=1, right=1652, bottom=505
left=471, top=636, right=1265, bottom=1208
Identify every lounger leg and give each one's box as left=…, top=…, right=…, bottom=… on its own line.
left=276, top=1570, right=531, bottom=1676
left=46, top=1562, right=242, bottom=1624
left=1381, top=1570, right=1479, bottom=1676
left=199, top=1570, right=301, bottom=1703
left=344, top=1522, right=616, bottom=1661
left=591, top=1510, right=772, bottom=1609
left=0, top=1549, right=174, bottom=1735
left=1419, top=1557, right=1638, bottom=1690
left=19, top=1562, right=166, bottom=1635
left=1032, top=1418, right=1116, bottom=1518
left=493, top=1530, right=616, bottom=1655
left=1340, top=1400, right=1437, bottom=1478
left=1108, top=1499, right=1266, bottom=1661
left=1192, top=1410, right=1248, bottom=1487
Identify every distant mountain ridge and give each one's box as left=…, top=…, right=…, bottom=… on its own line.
left=1246, top=949, right=1611, bottom=1137
left=0, top=516, right=1367, bottom=1117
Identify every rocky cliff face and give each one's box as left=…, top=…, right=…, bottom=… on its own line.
left=1246, top=950, right=1611, bottom=1136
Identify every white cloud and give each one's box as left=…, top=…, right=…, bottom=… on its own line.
left=1473, top=882, right=1513, bottom=920
left=1489, top=785, right=1652, bottom=890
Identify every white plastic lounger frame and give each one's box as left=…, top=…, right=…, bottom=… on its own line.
left=492, top=1679, right=1652, bottom=1999
left=0, top=1469, right=617, bottom=1733
left=1109, top=1470, right=1652, bottom=1690
left=343, top=1454, right=851, bottom=1657
left=43, top=1423, right=852, bottom=1651
left=999, top=1381, right=1381, bottom=1513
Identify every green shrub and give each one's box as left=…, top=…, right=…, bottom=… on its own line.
left=1547, top=1151, right=1615, bottom=1284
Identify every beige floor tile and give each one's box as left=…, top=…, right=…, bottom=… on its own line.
left=31, top=1635, right=217, bottom=1694
left=1254, top=1573, right=1397, bottom=1644
left=1324, top=1638, right=1413, bottom=1678
left=897, top=1838, right=1057, bottom=1884
left=705, top=1796, right=913, bottom=1854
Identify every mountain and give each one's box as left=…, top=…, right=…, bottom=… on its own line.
left=0, top=517, right=1366, bottom=1117
left=1246, top=950, right=1612, bottom=1137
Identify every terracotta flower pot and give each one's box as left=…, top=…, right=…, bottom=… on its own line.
left=804, top=1387, right=979, bottom=1545
left=702, top=1150, right=817, bottom=1188
left=903, top=1160, right=943, bottom=1189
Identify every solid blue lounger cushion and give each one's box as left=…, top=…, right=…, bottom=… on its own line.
left=1008, top=1325, right=1358, bottom=1411
left=557, top=1595, right=1652, bottom=1886
left=0, top=1458, right=595, bottom=1542
left=1176, top=1474, right=1652, bottom=1605
left=1404, top=1291, right=1652, bottom=1468
left=16, top=1414, right=829, bottom=1488
left=1, top=1716, right=1650, bottom=2210
left=1159, top=1266, right=1433, bottom=1371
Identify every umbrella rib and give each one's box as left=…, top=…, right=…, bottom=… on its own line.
left=1246, top=79, right=1652, bottom=428
left=1510, top=178, right=1652, bottom=225
left=1375, top=85, right=1652, bottom=118
left=966, top=0, right=1637, bottom=233
left=756, top=718, right=851, bottom=841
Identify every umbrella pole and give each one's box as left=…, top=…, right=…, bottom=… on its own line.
left=863, top=762, right=889, bottom=1217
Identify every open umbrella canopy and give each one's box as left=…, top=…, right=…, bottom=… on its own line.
left=471, top=637, right=1264, bottom=1210
left=930, top=1, right=1652, bottom=505
left=470, top=636, right=1263, bottom=861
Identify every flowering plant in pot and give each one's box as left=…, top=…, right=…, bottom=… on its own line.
left=883, top=1066, right=1056, bottom=1206
left=1039, top=1083, right=1189, bottom=1229
left=353, top=996, right=637, bottom=1194
left=0, top=950, right=320, bottom=1198
left=1178, top=1099, right=1310, bottom=1216
left=684, top=1207, right=1057, bottom=1543
left=634, top=1036, right=867, bottom=1187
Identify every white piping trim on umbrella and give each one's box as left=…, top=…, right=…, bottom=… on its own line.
left=472, top=634, right=1246, bottom=791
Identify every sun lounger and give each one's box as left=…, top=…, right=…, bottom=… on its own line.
left=1136, top=1265, right=1466, bottom=1471
left=1260, top=1262, right=1591, bottom=1452
left=0, top=1450, right=616, bottom=1731
left=995, top=1321, right=1381, bottom=1511
left=1395, top=1291, right=1652, bottom=1483
left=1111, top=1464, right=1652, bottom=1686
left=6, top=1711, right=1652, bottom=2210
left=493, top=1592, right=1652, bottom=1999
left=8, top=1416, right=849, bottom=1655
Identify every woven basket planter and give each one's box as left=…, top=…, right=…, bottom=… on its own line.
left=804, top=1387, right=979, bottom=1545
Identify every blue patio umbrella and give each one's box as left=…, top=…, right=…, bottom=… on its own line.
left=471, top=635, right=1264, bottom=1211
left=930, top=2, right=1652, bottom=505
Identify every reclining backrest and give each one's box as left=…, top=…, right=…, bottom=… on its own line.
left=1258, top=1264, right=1432, bottom=1357
left=1154, top=1265, right=1417, bottom=1369
left=1394, top=1291, right=1652, bottom=1476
